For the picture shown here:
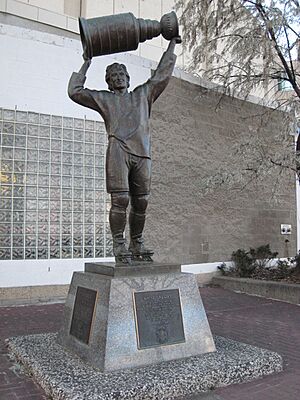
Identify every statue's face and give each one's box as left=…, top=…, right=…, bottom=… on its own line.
left=110, top=68, right=128, bottom=91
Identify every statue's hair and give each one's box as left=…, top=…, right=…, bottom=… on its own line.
left=105, top=63, right=130, bottom=91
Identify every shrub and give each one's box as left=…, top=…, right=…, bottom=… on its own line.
left=231, top=248, right=256, bottom=277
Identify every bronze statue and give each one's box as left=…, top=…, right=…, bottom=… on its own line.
left=68, top=13, right=181, bottom=264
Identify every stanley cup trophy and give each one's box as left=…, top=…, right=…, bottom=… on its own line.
left=68, top=12, right=181, bottom=264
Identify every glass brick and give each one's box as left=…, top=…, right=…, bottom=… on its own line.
left=26, top=199, right=37, bottom=210
left=74, top=142, right=83, bottom=153
left=50, top=200, right=60, bottom=209
left=95, top=168, right=104, bottom=178
left=63, top=140, right=73, bottom=152
left=40, top=114, right=50, bottom=125
left=51, top=151, right=61, bottom=163
left=62, top=153, right=72, bottom=164
left=73, top=213, right=83, bottom=223
left=105, top=246, right=113, bottom=257
left=38, top=235, right=48, bottom=247
left=37, top=224, right=47, bottom=234
left=84, top=247, right=93, bottom=258
left=50, top=188, right=61, bottom=198
left=95, top=236, right=104, bottom=246
left=63, top=129, right=73, bottom=140
left=16, top=111, right=27, bottom=122
left=95, top=191, right=105, bottom=201
left=85, top=190, right=94, bottom=200
left=0, top=107, right=2, bottom=119
left=73, top=247, right=83, bottom=258
left=39, top=138, right=50, bottom=150
left=50, top=212, right=60, bottom=222
left=15, top=173, right=25, bottom=185
left=13, top=211, right=24, bottom=222
left=25, top=222, right=36, bottom=235
left=62, top=212, right=71, bottom=222
left=95, top=213, right=104, bottom=222
left=50, top=247, right=60, bottom=258
left=28, top=112, right=39, bottom=124
left=13, top=186, right=24, bottom=197
left=73, top=166, right=83, bottom=177
left=13, top=224, right=24, bottom=234
left=85, top=155, right=94, bottom=165
left=27, top=136, right=38, bottom=149
left=39, top=163, right=50, bottom=174
left=38, top=248, right=48, bottom=259
left=50, top=236, right=60, bottom=246
left=27, top=149, right=38, bottom=161
left=85, top=213, right=94, bottom=223
left=26, top=211, right=37, bottom=221
left=74, top=154, right=83, bottom=164
left=95, top=156, right=104, bottom=167
left=3, top=122, right=14, bottom=134
left=50, top=164, right=61, bottom=175
left=14, top=161, right=25, bottom=172
left=0, top=235, right=11, bottom=246
left=95, top=180, right=104, bottom=190
left=62, top=164, right=72, bottom=175
left=50, top=224, right=60, bottom=234
left=74, top=118, right=84, bottom=129
left=39, top=150, right=50, bottom=162
left=15, top=135, right=26, bottom=147
left=73, top=201, right=83, bottom=211
left=38, top=211, right=48, bottom=223
left=25, top=248, right=36, bottom=259
left=85, top=119, right=94, bottom=130
left=85, top=131, right=94, bottom=142
left=73, top=224, right=83, bottom=234
left=62, top=176, right=71, bottom=187
left=38, top=175, right=49, bottom=186
left=0, top=198, right=12, bottom=210
left=74, top=177, right=83, bottom=187
left=62, top=224, right=71, bottom=234
left=0, top=248, right=11, bottom=260
left=1, top=147, right=13, bottom=159
left=61, top=200, right=71, bottom=210
left=38, top=187, right=49, bottom=198
left=26, top=174, right=37, bottom=185
left=95, top=248, right=104, bottom=257
left=13, top=235, right=24, bottom=247
left=26, top=186, right=37, bottom=198
left=40, top=126, right=50, bottom=137
left=85, top=236, right=93, bottom=246
left=95, top=121, right=105, bottom=132
left=95, top=144, right=104, bottom=155
left=12, top=248, right=24, bottom=260
left=73, top=236, right=83, bottom=246
left=85, top=143, right=94, bottom=154
left=13, top=198, right=24, bottom=210
left=0, top=171, right=12, bottom=184
left=62, top=235, right=71, bottom=246
left=50, top=175, right=60, bottom=187
left=0, top=224, right=11, bottom=234
left=25, top=235, right=36, bottom=247
left=51, top=126, right=62, bottom=139
left=15, top=123, right=27, bottom=135
left=2, top=134, right=14, bottom=146
left=28, top=124, right=39, bottom=136
left=95, top=133, right=105, bottom=143
left=84, top=224, right=94, bottom=234
left=0, top=210, right=11, bottom=223
left=73, top=189, right=83, bottom=200
left=62, top=188, right=71, bottom=199
left=51, top=115, right=62, bottom=126
left=14, top=148, right=26, bottom=160
left=39, top=199, right=49, bottom=210
left=62, top=247, right=72, bottom=258
left=94, top=203, right=105, bottom=213
left=63, top=117, right=73, bottom=128
left=74, top=130, right=83, bottom=141
left=26, top=162, right=38, bottom=173
left=85, top=202, right=94, bottom=212
left=3, top=109, right=15, bottom=121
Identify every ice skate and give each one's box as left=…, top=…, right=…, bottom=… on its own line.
left=113, top=237, right=132, bottom=265
left=129, top=237, right=154, bottom=262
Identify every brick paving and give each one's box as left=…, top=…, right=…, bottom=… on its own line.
left=0, top=287, right=299, bottom=399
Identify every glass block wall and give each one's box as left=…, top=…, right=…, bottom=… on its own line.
left=0, top=107, right=113, bottom=260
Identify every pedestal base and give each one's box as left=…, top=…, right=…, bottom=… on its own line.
left=57, top=262, right=216, bottom=371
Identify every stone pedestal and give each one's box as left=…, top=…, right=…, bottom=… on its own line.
left=57, top=262, right=216, bottom=372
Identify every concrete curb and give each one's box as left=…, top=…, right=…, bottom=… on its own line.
left=212, top=276, right=300, bottom=305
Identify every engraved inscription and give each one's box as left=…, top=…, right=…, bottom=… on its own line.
left=134, top=289, right=185, bottom=349
left=70, top=286, right=97, bottom=344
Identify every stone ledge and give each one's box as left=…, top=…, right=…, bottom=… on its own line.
left=212, top=276, right=300, bottom=305
left=7, top=333, right=282, bottom=400
left=0, top=285, right=69, bottom=306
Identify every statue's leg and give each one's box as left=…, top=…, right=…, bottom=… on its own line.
left=109, top=192, right=130, bottom=257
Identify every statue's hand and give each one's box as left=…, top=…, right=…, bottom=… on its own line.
left=175, top=36, right=182, bottom=44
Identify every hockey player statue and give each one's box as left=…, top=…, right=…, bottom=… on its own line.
left=68, top=12, right=181, bottom=263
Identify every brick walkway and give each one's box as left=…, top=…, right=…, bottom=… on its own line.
left=0, top=287, right=299, bottom=400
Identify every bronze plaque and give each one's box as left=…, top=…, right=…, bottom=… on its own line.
left=70, top=286, right=97, bottom=344
left=134, top=289, right=185, bottom=349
